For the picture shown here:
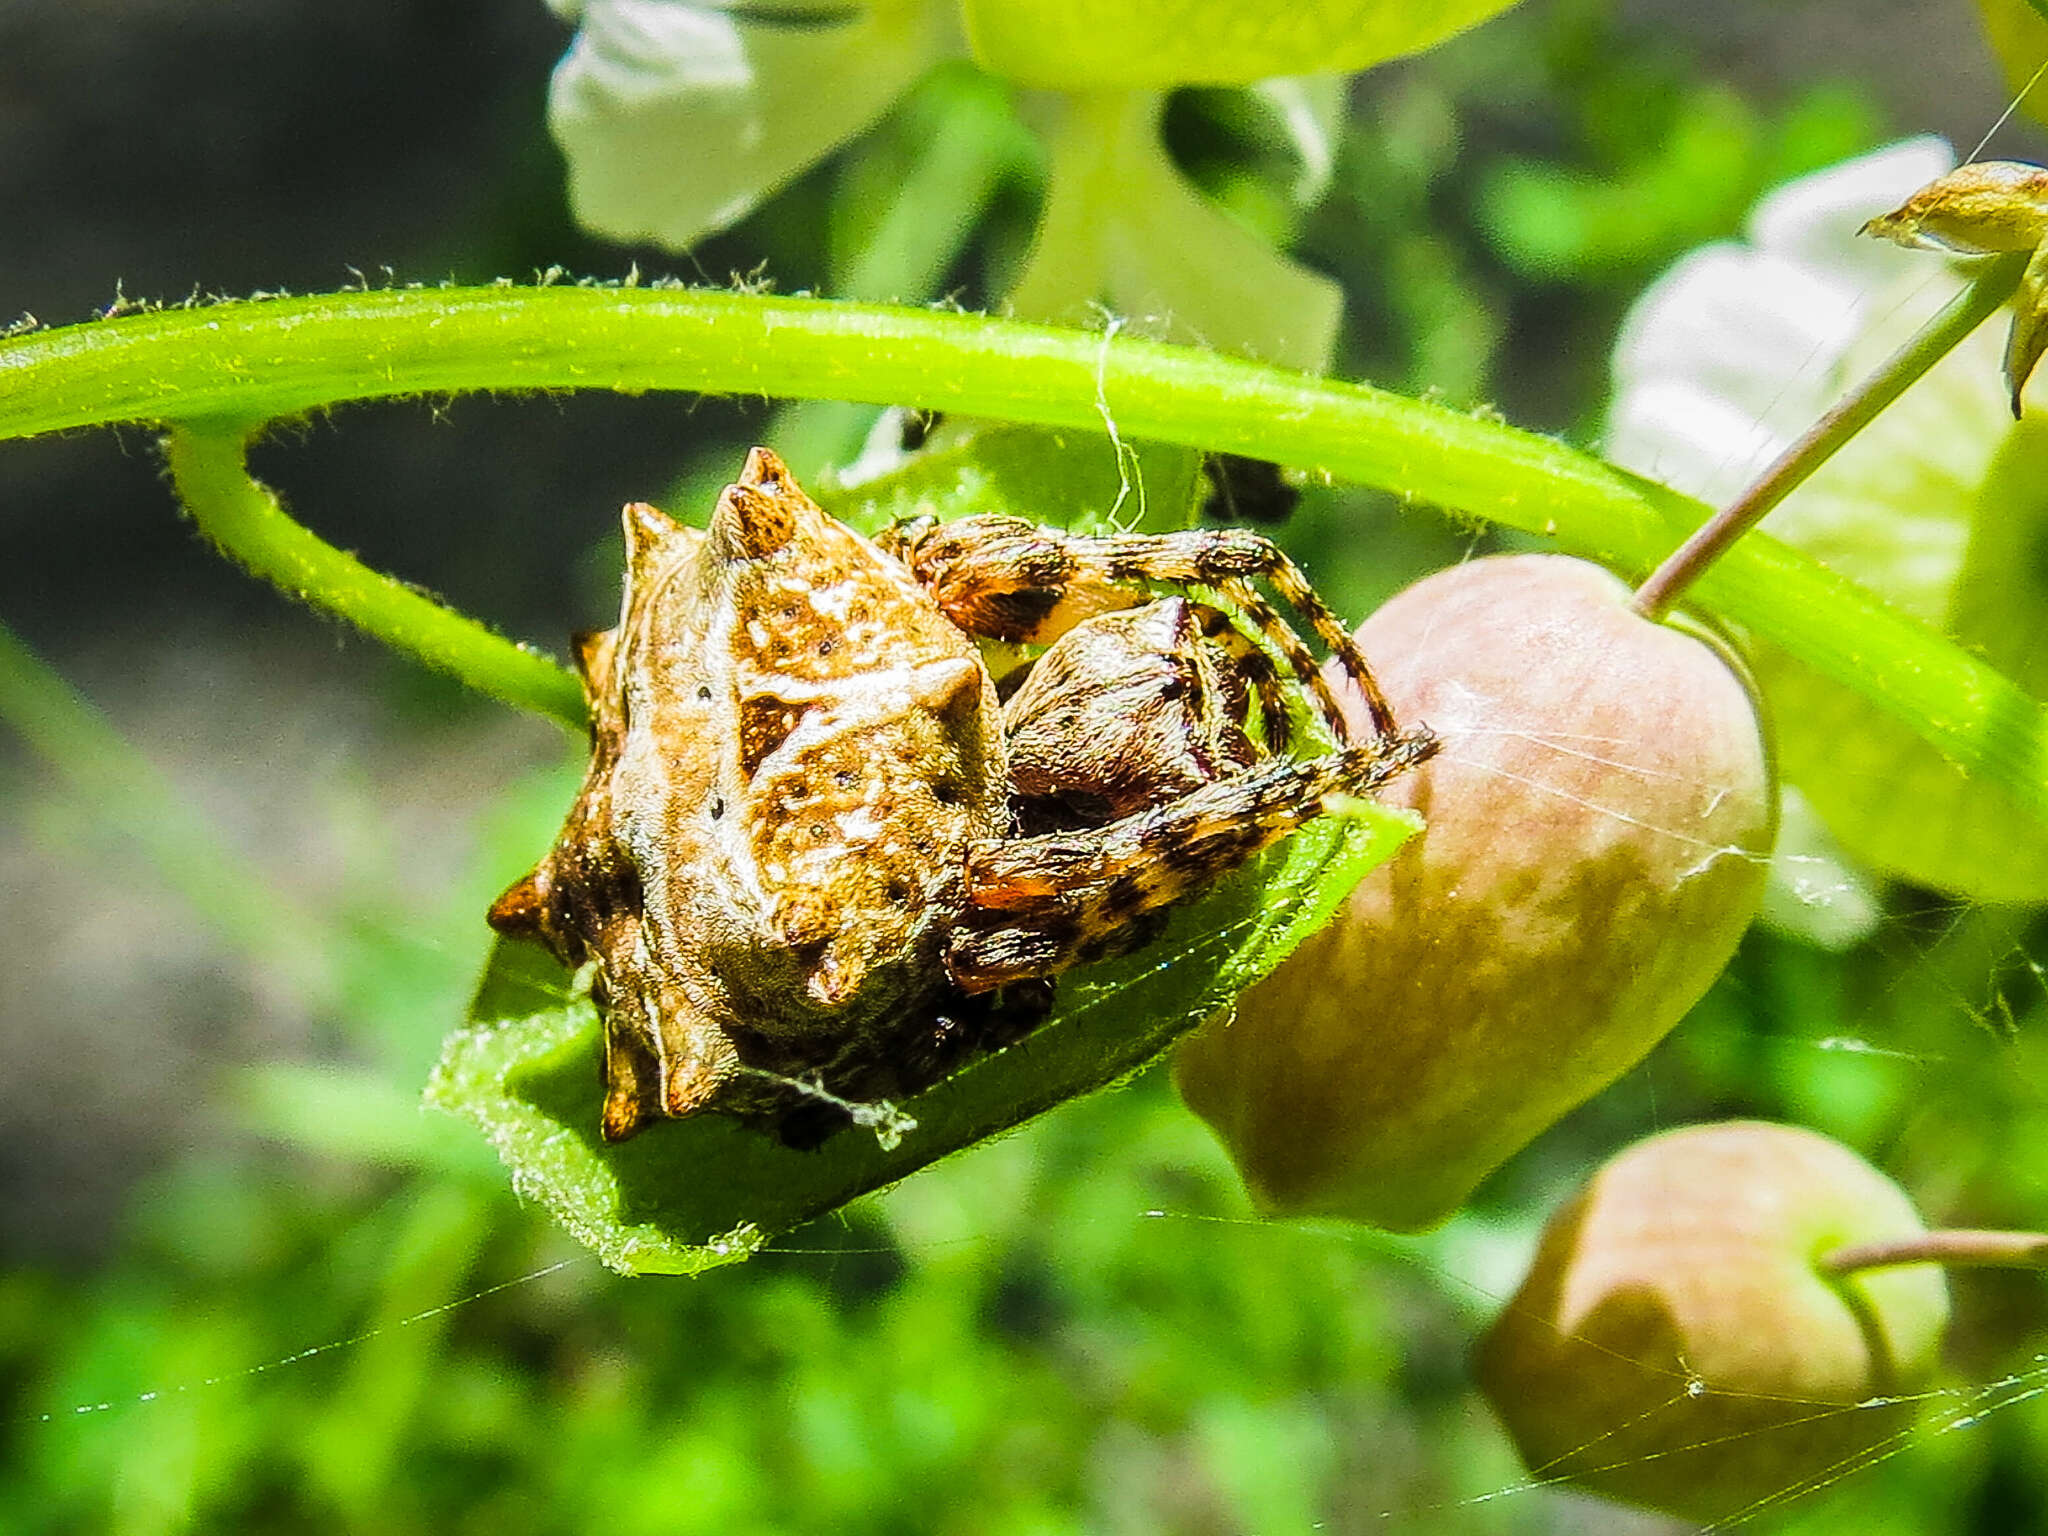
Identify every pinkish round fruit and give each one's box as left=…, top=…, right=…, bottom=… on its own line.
left=1176, top=554, right=1776, bottom=1229
left=1473, top=1120, right=1949, bottom=1524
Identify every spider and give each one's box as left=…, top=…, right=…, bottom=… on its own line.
left=488, top=447, right=1435, bottom=1146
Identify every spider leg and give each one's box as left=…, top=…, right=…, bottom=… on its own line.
left=946, top=732, right=1438, bottom=993
left=1185, top=599, right=1291, bottom=752
left=886, top=516, right=1400, bottom=746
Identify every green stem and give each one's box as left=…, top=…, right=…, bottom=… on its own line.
left=0, top=289, right=1806, bottom=545
left=1006, top=89, right=1340, bottom=369
left=1822, top=1228, right=2048, bottom=1276
left=162, top=422, right=586, bottom=728
left=835, top=65, right=1032, bottom=306
left=0, top=617, right=338, bottom=1000
left=767, top=63, right=1034, bottom=480
left=1633, top=252, right=2030, bottom=620
left=4, top=289, right=2045, bottom=829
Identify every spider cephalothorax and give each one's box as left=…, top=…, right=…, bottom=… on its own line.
left=488, top=447, right=1433, bottom=1145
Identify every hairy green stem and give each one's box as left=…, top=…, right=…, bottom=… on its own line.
left=4, top=289, right=2045, bottom=828
left=1633, top=252, right=2029, bottom=620
left=162, top=422, right=586, bottom=728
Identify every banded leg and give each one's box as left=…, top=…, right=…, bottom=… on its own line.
left=946, top=732, right=1437, bottom=993
left=884, top=516, right=1402, bottom=746
left=1187, top=599, right=1291, bottom=752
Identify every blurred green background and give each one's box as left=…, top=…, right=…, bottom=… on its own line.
left=4, top=0, right=2048, bottom=1530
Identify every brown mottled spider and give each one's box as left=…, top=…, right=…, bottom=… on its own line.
left=488, top=447, right=1434, bottom=1147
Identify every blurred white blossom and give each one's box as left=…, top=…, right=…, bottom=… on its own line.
left=542, top=0, right=1348, bottom=368
left=1607, top=135, right=2035, bottom=630
left=1603, top=136, right=2048, bottom=916
left=1606, top=136, right=1967, bottom=510
left=548, top=0, right=956, bottom=250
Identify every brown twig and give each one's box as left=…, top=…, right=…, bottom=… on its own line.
left=1821, top=1228, right=2048, bottom=1277
left=1632, top=251, right=2028, bottom=621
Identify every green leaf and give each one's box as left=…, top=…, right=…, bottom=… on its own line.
left=1762, top=656, right=2048, bottom=902
left=426, top=800, right=1419, bottom=1274
left=1763, top=412, right=2048, bottom=901
left=822, top=419, right=1208, bottom=537
left=960, top=0, right=1527, bottom=89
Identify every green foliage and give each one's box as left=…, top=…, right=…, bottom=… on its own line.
left=1005, top=90, right=1345, bottom=369
left=1476, top=77, right=1881, bottom=280
left=1748, top=295, right=2048, bottom=898
left=821, top=420, right=1206, bottom=537
left=961, top=0, right=1528, bottom=87
left=7, top=2, right=2048, bottom=1531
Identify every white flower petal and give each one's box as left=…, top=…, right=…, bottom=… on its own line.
left=1604, top=137, right=1981, bottom=506
left=1746, top=135, right=1955, bottom=279
left=1763, top=294, right=2003, bottom=619
left=1605, top=376, right=1792, bottom=507
left=1609, top=245, right=1866, bottom=458
left=549, top=0, right=947, bottom=250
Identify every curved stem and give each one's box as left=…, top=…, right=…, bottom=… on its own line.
left=1821, top=1228, right=2048, bottom=1277
left=1633, top=252, right=2028, bottom=621
left=163, top=422, right=586, bottom=728
left=4, top=291, right=2045, bottom=829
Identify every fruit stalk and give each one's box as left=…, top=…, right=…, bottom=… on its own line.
left=1631, top=250, right=2027, bottom=621
left=1823, top=1228, right=2048, bottom=1275
left=1474, top=1121, right=1953, bottom=1525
